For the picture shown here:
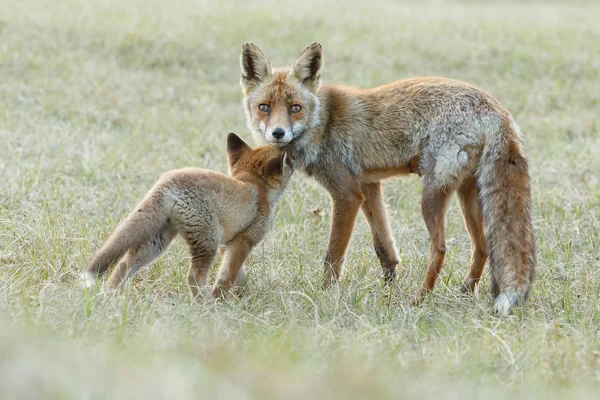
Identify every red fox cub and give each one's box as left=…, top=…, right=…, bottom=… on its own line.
left=83, top=132, right=294, bottom=299
left=239, top=42, right=535, bottom=315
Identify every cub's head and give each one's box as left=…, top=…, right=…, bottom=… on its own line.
left=226, top=132, right=294, bottom=192
left=240, top=42, right=323, bottom=147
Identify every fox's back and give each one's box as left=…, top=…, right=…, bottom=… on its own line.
left=319, top=77, right=509, bottom=173
left=156, top=168, right=259, bottom=240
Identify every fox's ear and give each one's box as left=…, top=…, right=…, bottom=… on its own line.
left=291, top=42, right=323, bottom=93
left=227, top=132, right=252, bottom=167
left=240, top=42, right=272, bottom=94
left=266, top=152, right=285, bottom=177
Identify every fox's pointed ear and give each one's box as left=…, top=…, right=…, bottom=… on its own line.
left=227, top=132, right=252, bottom=167
left=291, top=42, right=323, bottom=93
left=266, top=152, right=287, bottom=177
left=240, top=42, right=272, bottom=94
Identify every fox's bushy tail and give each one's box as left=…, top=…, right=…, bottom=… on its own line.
left=477, top=118, right=536, bottom=316
left=85, top=193, right=170, bottom=280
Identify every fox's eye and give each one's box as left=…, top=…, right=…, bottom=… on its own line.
left=290, top=104, right=302, bottom=113
left=258, top=104, right=270, bottom=113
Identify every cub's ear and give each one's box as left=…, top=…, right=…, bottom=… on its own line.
left=240, top=42, right=272, bottom=94
left=266, top=152, right=285, bottom=177
left=227, top=132, right=252, bottom=167
left=291, top=42, right=323, bottom=93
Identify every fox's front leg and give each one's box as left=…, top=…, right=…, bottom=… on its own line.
left=361, top=182, right=400, bottom=283
left=322, top=190, right=365, bottom=287
left=212, top=237, right=254, bottom=299
left=219, top=245, right=247, bottom=289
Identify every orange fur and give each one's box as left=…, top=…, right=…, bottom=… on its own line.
left=84, top=133, right=294, bottom=300
left=240, top=43, right=535, bottom=315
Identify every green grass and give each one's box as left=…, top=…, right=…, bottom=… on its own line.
left=1, top=0, right=600, bottom=398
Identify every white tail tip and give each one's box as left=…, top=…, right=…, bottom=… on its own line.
left=80, top=271, right=96, bottom=288
left=494, top=290, right=520, bottom=316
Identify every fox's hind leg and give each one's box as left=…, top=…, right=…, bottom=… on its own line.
left=457, top=177, right=488, bottom=293
left=105, top=258, right=130, bottom=288
left=361, top=182, right=400, bottom=283
left=106, top=226, right=177, bottom=288
left=412, top=185, right=452, bottom=305
left=184, top=229, right=220, bottom=301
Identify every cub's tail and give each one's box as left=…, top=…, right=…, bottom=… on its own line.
left=83, top=192, right=169, bottom=286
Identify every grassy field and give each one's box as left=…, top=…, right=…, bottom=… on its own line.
left=1, top=0, right=599, bottom=398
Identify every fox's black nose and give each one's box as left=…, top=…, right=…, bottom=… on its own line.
left=272, top=128, right=285, bottom=140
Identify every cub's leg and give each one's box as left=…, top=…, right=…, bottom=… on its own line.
left=183, top=226, right=220, bottom=300
left=212, top=236, right=254, bottom=299
left=218, top=245, right=247, bottom=289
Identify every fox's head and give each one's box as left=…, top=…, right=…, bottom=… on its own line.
left=240, top=42, right=323, bottom=147
left=226, top=132, right=294, bottom=200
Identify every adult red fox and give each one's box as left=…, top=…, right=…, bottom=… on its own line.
left=239, top=42, right=535, bottom=315
left=83, top=133, right=294, bottom=299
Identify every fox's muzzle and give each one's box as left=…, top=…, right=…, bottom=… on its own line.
left=266, top=126, right=293, bottom=147
left=272, top=127, right=285, bottom=140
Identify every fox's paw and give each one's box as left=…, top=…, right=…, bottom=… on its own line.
left=382, top=264, right=398, bottom=284
left=211, top=284, right=231, bottom=300
left=410, top=289, right=428, bottom=307
left=234, top=266, right=247, bottom=288
left=189, top=285, right=211, bottom=302
left=460, top=278, right=479, bottom=294
left=494, top=290, right=520, bottom=316
left=320, top=269, right=341, bottom=290
left=321, top=276, right=341, bottom=290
